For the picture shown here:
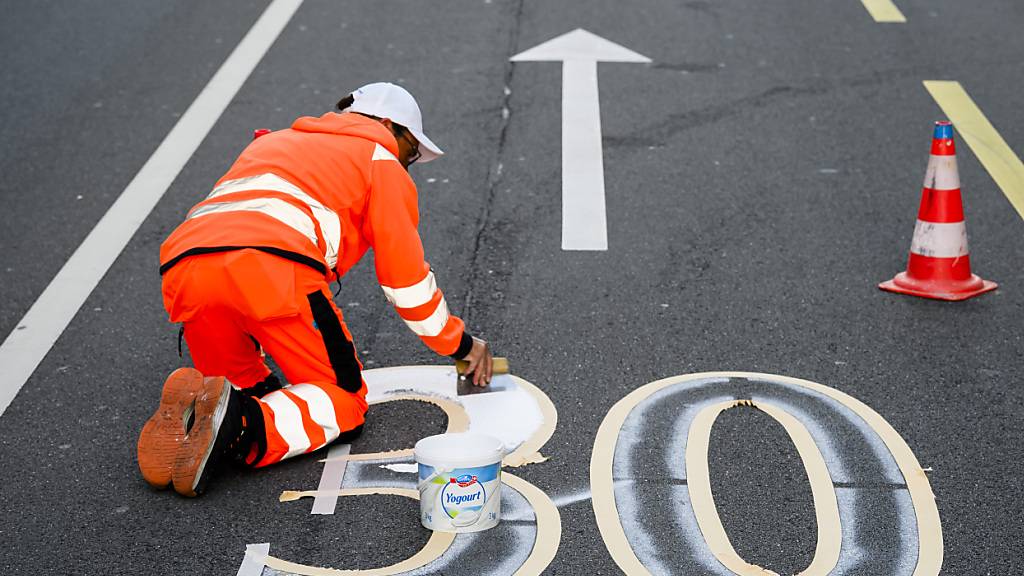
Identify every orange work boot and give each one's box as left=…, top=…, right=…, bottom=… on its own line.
left=137, top=368, right=205, bottom=489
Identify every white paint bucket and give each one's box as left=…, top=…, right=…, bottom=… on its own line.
left=414, top=432, right=504, bottom=532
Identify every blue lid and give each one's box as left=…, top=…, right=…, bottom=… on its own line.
left=933, top=121, right=954, bottom=139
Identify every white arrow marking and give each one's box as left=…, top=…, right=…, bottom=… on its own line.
left=511, top=29, right=650, bottom=251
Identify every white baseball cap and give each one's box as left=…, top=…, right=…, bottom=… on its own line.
left=345, top=82, right=444, bottom=163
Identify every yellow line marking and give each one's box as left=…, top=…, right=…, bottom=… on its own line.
left=686, top=401, right=841, bottom=575
left=924, top=80, right=1024, bottom=221
left=590, top=372, right=943, bottom=576
left=860, top=0, right=906, bottom=22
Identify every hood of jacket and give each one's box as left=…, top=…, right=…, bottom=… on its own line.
left=291, top=112, right=400, bottom=157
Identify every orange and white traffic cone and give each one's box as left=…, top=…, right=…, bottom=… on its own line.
left=879, top=121, right=997, bottom=301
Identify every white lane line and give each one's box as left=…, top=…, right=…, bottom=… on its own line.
left=0, top=0, right=304, bottom=418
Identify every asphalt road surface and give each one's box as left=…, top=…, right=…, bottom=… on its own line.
left=2, top=0, right=1023, bottom=574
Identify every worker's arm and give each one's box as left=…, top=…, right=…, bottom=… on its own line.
left=363, top=147, right=485, bottom=370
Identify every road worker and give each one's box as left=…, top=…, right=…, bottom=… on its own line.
left=137, top=82, right=494, bottom=497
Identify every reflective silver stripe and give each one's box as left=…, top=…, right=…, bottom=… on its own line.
left=922, top=154, right=960, bottom=191
left=372, top=143, right=398, bottom=162
left=382, top=271, right=438, bottom=309
left=287, top=384, right=340, bottom=443
left=189, top=198, right=319, bottom=246
left=261, top=389, right=312, bottom=459
left=910, top=220, right=968, bottom=258
left=201, top=173, right=341, bottom=269
left=403, top=296, right=451, bottom=337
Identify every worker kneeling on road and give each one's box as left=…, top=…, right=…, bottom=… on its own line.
left=137, top=82, right=493, bottom=497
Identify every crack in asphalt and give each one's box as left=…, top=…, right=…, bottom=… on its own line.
left=460, top=0, right=524, bottom=328
left=604, top=63, right=933, bottom=149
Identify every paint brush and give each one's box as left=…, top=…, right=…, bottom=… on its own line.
left=456, top=357, right=513, bottom=395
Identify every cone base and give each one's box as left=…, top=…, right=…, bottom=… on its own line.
left=879, top=273, right=997, bottom=301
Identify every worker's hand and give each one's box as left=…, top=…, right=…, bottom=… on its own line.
left=462, top=336, right=493, bottom=386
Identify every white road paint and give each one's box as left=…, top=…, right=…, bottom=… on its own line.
left=773, top=380, right=904, bottom=485
left=380, top=463, right=419, bottom=473
left=665, top=395, right=740, bottom=575
left=616, top=392, right=716, bottom=574
left=503, top=489, right=592, bottom=522
left=510, top=29, right=650, bottom=251
left=0, top=0, right=304, bottom=418
left=753, top=396, right=851, bottom=484
left=363, top=366, right=545, bottom=455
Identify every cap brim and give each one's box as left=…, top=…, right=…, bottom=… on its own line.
left=407, top=127, right=443, bottom=163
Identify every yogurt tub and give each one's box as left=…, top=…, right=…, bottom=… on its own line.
left=414, top=432, right=505, bottom=533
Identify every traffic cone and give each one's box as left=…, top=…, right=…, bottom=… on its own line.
left=879, top=121, right=997, bottom=301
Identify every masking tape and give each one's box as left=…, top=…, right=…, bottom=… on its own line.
left=268, top=488, right=454, bottom=575
left=504, top=472, right=562, bottom=576
left=236, top=542, right=270, bottom=576
left=754, top=401, right=841, bottom=575
left=504, top=452, right=550, bottom=467
left=685, top=400, right=841, bottom=575
left=590, top=371, right=942, bottom=576
left=263, top=531, right=456, bottom=576
left=273, top=474, right=561, bottom=575
left=312, top=443, right=351, bottom=515
left=282, top=487, right=420, bottom=502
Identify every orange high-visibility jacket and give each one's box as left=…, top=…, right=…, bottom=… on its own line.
left=160, top=112, right=472, bottom=358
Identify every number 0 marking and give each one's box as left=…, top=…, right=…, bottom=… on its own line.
left=590, top=372, right=943, bottom=575
left=687, top=400, right=841, bottom=575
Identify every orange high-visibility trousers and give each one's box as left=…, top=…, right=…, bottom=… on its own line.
left=161, top=249, right=368, bottom=467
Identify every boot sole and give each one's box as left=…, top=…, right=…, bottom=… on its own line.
left=172, top=377, right=231, bottom=497
left=137, top=368, right=205, bottom=489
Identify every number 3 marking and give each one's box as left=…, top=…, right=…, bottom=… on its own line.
left=246, top=366, right=561, bottom=575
